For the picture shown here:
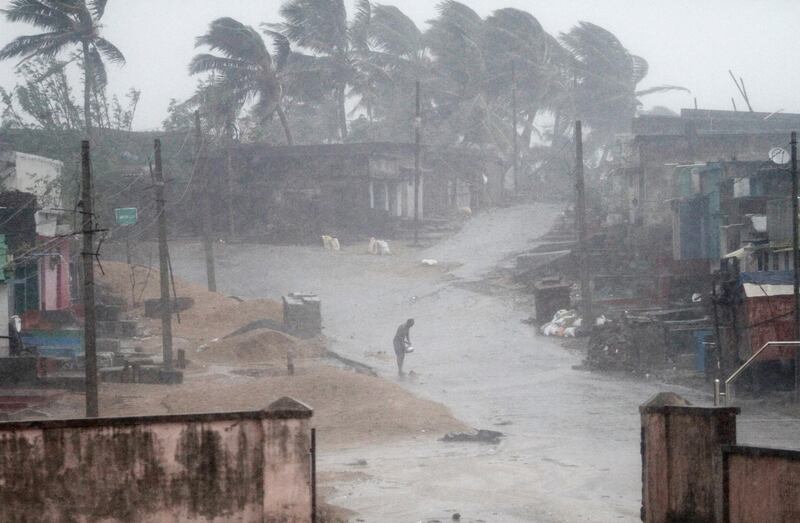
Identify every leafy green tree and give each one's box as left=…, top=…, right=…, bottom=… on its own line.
left=189, top=17, right=293, bottom=145
left=0, top=0, right=126, bottom=139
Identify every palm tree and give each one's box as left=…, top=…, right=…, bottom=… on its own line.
left=0, top=0, right=125, bottom=139
left=189, top=17, right=293, bottom=145
left=559, top=22, right=688, bottom=146
left=272, top=0, right=373, bottom=141
left=361, top=4, right=429, bottom=128
left=485, top=8, right=567, bottom=147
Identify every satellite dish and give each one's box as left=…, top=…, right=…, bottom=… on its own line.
left=769, top=147, right=790, bottom=165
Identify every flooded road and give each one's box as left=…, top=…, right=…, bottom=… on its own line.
left=167, top=203, right=800, bottom=522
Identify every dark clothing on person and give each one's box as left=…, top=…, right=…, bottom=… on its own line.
left=394, top=323, right=412, bottom=346
left=393, top=320, right=413, bottom=375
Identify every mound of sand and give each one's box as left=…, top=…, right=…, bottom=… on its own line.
left=49, top=364, right=466, bottom=448
left=97, top=261, right=283, bottom=343
left=163, top=365, right=467, bottom=447
left=195, top=328, right=325, bottom=364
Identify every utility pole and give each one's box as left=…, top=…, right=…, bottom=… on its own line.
left=414, top=80, right=421, bottom=245
left=81, top=140, right=98, bottom=417
left=791, top=131, right=799, bottom=400
left=154, top=139, right=173, bottom=369
left=575, top=121, right=593, bottom=330
left=195, top=111, right=217, bottom=292
left=511, top=61, right=518, bottom=195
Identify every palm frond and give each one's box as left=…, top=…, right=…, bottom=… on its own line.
left=278, top=0, right=348, bottom=55
left=369, top=4, right=422, bottom=58
left=195, top=17, right=270, bottom=67
left=348, top=0, right=371, bottom=51
left=0, top=31, right=74, bottom=62
left=635, top=84, right=690, bottom=97
left=2, top=0, right=74, bottom=29
left=631, top=55, right=649, bottom=85
left=188, top=53, right=254, bottom=76
left=89, top=0, right=107, bottom=19
left=262, top=28, right=291, bottom=70
left=94, top=37, right=125, bottom=64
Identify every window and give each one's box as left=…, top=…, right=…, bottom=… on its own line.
left=13, top=262, right=39, bottom=314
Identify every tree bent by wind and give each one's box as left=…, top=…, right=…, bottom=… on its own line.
left=0, top=0, right=125, bottom=139
left=189, top=17, right=294, bottom=145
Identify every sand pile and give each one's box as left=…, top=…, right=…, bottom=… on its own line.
left=48, top=365, right=466, bottom=448
left=195, top=328, right=326, bottom=364
left=165, top=365, right=466, bottom=447
left=97, top=261, right=283, bottom=343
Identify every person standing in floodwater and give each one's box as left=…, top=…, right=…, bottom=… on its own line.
left=393, top=318, right=415, bottom=375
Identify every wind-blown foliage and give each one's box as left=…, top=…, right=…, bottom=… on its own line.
left=271, top=0, right=376, bottom=141
left=559, top=22, right=688, bottom=144
left=0, top=0, right=126, bottom=138
left=189, top=17, right=293, bottom=144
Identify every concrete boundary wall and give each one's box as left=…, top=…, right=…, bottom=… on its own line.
left=723, top=445, right=800, bottom=523
left=0, top=396, right=313, bottom=522
left=640, top=392, right=738, bottom=523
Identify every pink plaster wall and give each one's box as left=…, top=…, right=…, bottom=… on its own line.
left=0, top=397, right=312, bottom=522
left=725, top=448, right=800, bottom=523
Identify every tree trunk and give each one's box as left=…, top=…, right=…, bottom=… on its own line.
left=82, top=40, right=93, bottom=140
left=551, top=109, right=562, bottom=150
left=277, top=103, right=294, bottom=145
left=337, top=85, right=347, bottom=141
left=226, top=140, right=236, bottom=238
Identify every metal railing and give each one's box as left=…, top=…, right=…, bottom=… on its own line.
left=714, top=341, right=800, bottom=406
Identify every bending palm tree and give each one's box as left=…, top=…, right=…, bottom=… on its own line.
left=560, top=22, right=688, bottom=144
left=0, top=0, right=126, bottom=139
left=273, top=0, right=373, bottom=141
left=189, top=17, right=293, bottom=144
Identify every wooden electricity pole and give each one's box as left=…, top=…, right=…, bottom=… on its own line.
left=414, top=80, right=421, bottom=245
left=81, top=140, right=99, bottom=417
left=511, top=61, right=518, bottom=195
left=575, top=121, right=593, bottom=330
left=791, top=131, right=799, bottom=400
left=154, top=139, right=173, bottom=369
left=195, top=111, right=217, bottom=292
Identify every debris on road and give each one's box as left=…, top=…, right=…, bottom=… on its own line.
left=368, top=237, right=391, bottom=255
left=440, top=429, right=504, bottom=444
left=538, top=309, right=607, bottom=337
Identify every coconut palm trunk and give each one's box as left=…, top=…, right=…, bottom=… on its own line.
left=277, top=104, right=294, bottom=145
left=337, top=84, right=348, bottom=140
left=226, top=138, right=236, bottom=237
left=82, top=39, right=93, bottom=139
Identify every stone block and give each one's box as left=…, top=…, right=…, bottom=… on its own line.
left=144, top=297, right=195, bottom=319
left=96, top=338, right=121, bottom=353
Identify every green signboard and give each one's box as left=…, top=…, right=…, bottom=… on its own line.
left=115, top=207, right=138, bottom=226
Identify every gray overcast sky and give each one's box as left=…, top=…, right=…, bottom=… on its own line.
left=0, top=0, right=798, bottom=130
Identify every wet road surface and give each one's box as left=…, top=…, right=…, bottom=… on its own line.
left=167, top=203, right=800, bottom=522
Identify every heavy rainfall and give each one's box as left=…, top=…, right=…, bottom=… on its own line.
left=0, top=0, right=798, bottom=521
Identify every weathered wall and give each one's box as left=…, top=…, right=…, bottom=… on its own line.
left=640, top=393, right=738, bottom=523
left=0, top=396, right=313, bottom=522
left=723, top=446, right=800, bottom=523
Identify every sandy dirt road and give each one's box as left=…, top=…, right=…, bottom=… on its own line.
left=164, top=203, right=800, bottom=522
